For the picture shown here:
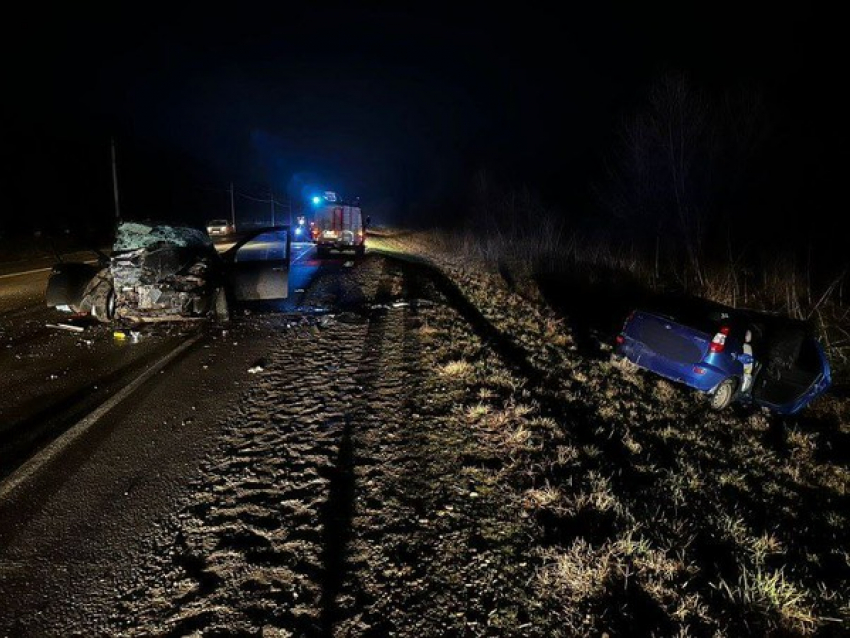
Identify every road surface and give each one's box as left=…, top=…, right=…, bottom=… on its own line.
left=0, top=242, right=321, bottom=482
left=0, top=241, right=401, bottom=634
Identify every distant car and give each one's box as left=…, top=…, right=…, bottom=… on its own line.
left=46, top=222, right=291, bottom=323
left=206, top=219, right=235, bottom=236
left=292, top=215, right=310, bottom=242
left=612, top=297, right=831, bottom=414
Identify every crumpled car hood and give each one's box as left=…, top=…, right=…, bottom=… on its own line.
left=111, top=222, right=220, bottom=320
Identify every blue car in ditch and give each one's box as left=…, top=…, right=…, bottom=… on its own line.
left=612, top=297, right=831, bottom=414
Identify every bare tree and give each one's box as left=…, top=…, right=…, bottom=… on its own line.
left=600, top=72, right=770, bottom=291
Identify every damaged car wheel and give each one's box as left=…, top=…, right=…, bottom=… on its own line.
left=90, top=282, right=115, bottom=322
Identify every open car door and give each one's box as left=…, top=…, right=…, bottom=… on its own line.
left=750, top=320, right=832, bottom=415
left=223, top=227, right=291, bottom=301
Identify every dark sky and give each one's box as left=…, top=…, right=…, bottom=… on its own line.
left=1, top=3, right=844, bottom=233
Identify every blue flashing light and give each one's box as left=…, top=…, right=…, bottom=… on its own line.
left=295, top=226, right=303, bottom=236
left=312, top=196, right=321, bottom=205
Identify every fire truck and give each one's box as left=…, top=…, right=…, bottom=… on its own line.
left=310, top=191, right=368, bottom=258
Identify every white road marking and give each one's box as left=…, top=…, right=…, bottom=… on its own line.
left=0, top=260, right=100, bottom=280
left=0, top=333, right=204, bottom=501
left=291, top=244, right=314, bottom=263
left=0, top=266, right=51, bottom=279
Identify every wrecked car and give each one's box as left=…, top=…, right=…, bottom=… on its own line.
left=46, top=222, right=291, bottom=323
left=612, top=297, right=831, bottom=414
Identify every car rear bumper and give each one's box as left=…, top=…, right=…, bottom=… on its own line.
left=616, top=340, right=727, bottom=393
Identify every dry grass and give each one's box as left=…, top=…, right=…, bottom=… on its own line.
left=370, top=224, right=850, bottom=374
left=714, top=567, right=818, bottom=635
left=438, top=359, right=474, bottom=379
left=368, top=230, right=850, bottom=636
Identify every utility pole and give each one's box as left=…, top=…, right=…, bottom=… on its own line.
left=111, top=137, right=121, bottom=222
left=229, top=182, right=235, bottom=228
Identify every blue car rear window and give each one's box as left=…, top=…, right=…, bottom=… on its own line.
left=646, top=296, right=738, bottom=336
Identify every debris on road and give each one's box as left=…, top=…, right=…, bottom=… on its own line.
left=247, top=358, right=267, bottom=374
left=367, top=299, right=439, bottom=311
left=392, top=298, right=436, bottom=309
left=336, top=311, right=367, bottom=324
left=4, top=239, right=847, bottom=638
left=46, top=323, right=86, bottom=333
left=111, top=327, right=145, bottom=343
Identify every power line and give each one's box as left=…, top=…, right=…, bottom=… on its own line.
left=234, top=190, right=273, bottom=204
left=188, top=182, right=292, bottom=209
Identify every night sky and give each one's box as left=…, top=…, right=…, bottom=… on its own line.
left=1, top=3, right=845, bottom=239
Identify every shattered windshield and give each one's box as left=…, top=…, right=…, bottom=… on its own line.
left=113, top=222, right=212, bottom=253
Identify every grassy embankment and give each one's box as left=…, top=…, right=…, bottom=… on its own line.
left=368, top=228, right=849, bottom=637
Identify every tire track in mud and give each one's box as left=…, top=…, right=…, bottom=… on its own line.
left=316, top=257, right=397, bottom=637
left=111, top=256, right=401, bottom=636
left=330, top=258, right=543, bottom=637
left=112, top=253, right=545, bottom=637
left=116, top=335, right=365, bottom=636
left=322, top=262, right=423, bottom=637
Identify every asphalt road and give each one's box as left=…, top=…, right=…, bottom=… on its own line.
left=0, top=239, right=370, bottom=634
left=0, top=241, right=321, bottom=482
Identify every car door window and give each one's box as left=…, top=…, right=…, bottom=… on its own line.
left=234, top=229, right=289, bottom=262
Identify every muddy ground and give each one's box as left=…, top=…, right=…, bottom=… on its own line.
left=94, top=253, right=545, bottom=637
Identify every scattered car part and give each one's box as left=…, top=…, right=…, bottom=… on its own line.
left=46, top=323, right=86, bottom=333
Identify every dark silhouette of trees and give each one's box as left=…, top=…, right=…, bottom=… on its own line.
left=600, top=72, right=773, bottom=288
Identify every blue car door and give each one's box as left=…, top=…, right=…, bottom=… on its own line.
left=752, top=337, right=832, bottom=414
